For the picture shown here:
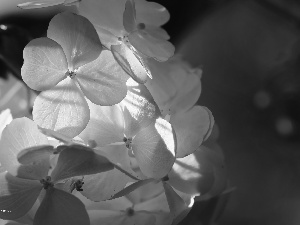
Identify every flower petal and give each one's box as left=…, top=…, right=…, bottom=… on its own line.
left=129, top=31, right=175, bottom=62
left=47, top=12, right=102, bottom=70
left=132, top=118, right=176, bottom=179
left=50, top=145, right=114, bottom=182
left=120, top=79, right=160, bottom=137
left=168, top=149, right=215, bottom=196
left=17, top=145, right=54, bottom=165
left=21, top=37, right=68, bottom=91
left=0, top=172, right=41, bottom=220
left=32, top=77, right=90, bottom=138
left=0, top=109, right=12, bottom=138
left=79, top=101, right=124, bottom=147
left=123, top=0, right=136, bottom=33
left=171, top=106, right=214, bottom=158
left=33, top=188, right=89, bottom=225
left=162, top=182, right=190, bottom=225
left=111, top=43, right=151, bottom=84
left=136, top=1, right=170, bottom=26
left=76, top=50, right=128, bottom=105
left=18, top=0, right=64, bottom=9
left=0, top=118, right=49, bottom=179
left=82, top=168, right=132, bottom=201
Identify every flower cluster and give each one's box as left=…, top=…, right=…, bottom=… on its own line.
left=0, top=0, right=227, bottom=225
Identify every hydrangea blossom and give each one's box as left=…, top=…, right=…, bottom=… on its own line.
left=21, top=12, right=129, bottom=138
left=0, top=0, right=229, bottom=224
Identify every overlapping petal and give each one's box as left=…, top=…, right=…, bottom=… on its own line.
left=50, top=145, right=114, bottom=182
left=33, top=188, right=90, bottom=225
left=0, top=118, right=49, bottom=179
left=0, top=172, right=41, bottom=220
left=171, top=106, right=214, bottom=158
left=132, top=117, right=176, bottom=179
left=21, top=37, right=68, bottom=91
left=32, top=77, right=90, bottom=138
left=76, top=50, right=129, bottom=105
left=79, top=101, right=124, bottom=147
left=47, top=12, right=102, bottom=70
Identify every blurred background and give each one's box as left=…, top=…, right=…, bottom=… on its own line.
left=1, top=0, right=300, bottom=224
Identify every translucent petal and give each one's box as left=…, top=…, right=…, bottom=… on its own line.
left=76, top=50, right=128, bottom=106
left=162, top=182, right=189, bottom=225
left=32, top=78, right=90, bottom=138
left=129, top=31, right=175, bottom=62
left=168, top=149, right=215, bottom=196
left=21, top=37, right=67, bottom=91
left=50, top=145, right=114, bottom=182
left=171, top=106, right=213, bottom=158
left=0, top=172, right=41, bottom=220
left=89, top=210, right=126, bottom=225
left=111, top=43, right=151, bottom=84
left=99, top=145, right=140, bottom=179
left=18, top=0, right=64, bottom=9
left=0, top=109, right=12, bottom=138
left=136, top=1, right=170, bottom=26
left=79, top=101, right=124, bottom=147
left=82, top=168, right=132, bottom=201
left=145, top=26, right=170, bottom=40
left=132, top=118, right=176, bottom=179
left=0, top=118, right=49, bottom=179
left=120, top=79, right=160, bottom=137
left=17, top=145, right=54, bottom=165
left=111, top=179, right=154, bottom=199
left=77, top=0, right=125, bottom=37
left=33, top=188, right=89, bottom=225
left=123, top=0, right=136, bottom=33
left=47, top=12, right=102, bottom=70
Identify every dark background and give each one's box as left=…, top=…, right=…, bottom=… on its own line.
left=1, top=0, right=300, bottom=224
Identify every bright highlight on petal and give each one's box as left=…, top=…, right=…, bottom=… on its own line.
left=32, top=78, right=90, bottom=138
left=132, top=117, right=176, bottom=179
left=18, top=0, right=65, bottom=9
left=21, top=37, right=68, bottom=91
left=76, top=50, right=129, bottom=106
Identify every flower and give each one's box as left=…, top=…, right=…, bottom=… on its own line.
left=0, top=118, right=115, bottom=225
left=21, top=12, right=129, bottom=138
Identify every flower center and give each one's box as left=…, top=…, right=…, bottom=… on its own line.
left=66, top=70, right=76, bottom=79
left=125, top=207, right=134, bottom=217
left=40, top=176, right=54, bottom=189
left=123, top=136, right=133, bottom=149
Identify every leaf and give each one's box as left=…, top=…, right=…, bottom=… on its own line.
left=76, top=50, right=129, bottom=106
left=82, top=168, right=132, bottom=201
left=128, top=31, right=175, bottom=62
left=32, top=77, right=90, bottom=138
left=162, top=182, right=189, bottom=225
left=18, top=0, right=64, bottom=9
left=121, top=79, right=161, bottom=137
left=21, top=37, right=68, bottom=91
left=79, top=101, right=124, bottom=147
left=111, top=43, right=151, bottom=84
left=33, top=188, right=90, bottom=225
left=168, top=149, right=215, bottom=196
left=50, top=145, right=114, bottom=182
left=123, top=0, right=136, bottom=33
left=47, top=12, right=102, bottom=70
left=0, top=118, right=49, bottom=179
left=132, top=117, right=176, bottom=179
left=171, top=106, right=213, bottom=158
left=0, top=172, right=41, bottom=220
